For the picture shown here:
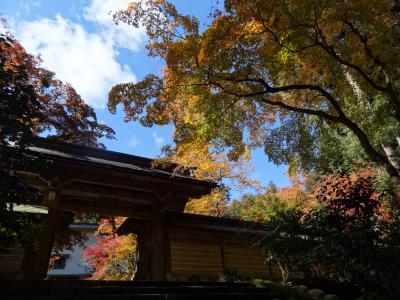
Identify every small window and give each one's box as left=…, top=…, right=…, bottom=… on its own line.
left=49, top=254, right=68, bottom=269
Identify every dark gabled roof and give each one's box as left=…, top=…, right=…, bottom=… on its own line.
left=164, top=211, right=270, bottom=234
left=117, top=211, right=269, bottom=235
left=24, top=137, right=217, bottom=188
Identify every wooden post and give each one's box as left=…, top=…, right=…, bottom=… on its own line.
left=23, top=185, right=60, bottom=279
left=134, top=221, right=152, bottom=280
left=219, top=242, right=226, bottom=272
left=150, top=202, right=167, bottom=280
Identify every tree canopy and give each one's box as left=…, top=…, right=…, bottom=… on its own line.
left=109, top=0, right=400, bottom=197
left=2, top=33, right=114, bottom=148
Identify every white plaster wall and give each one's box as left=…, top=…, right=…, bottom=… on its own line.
left=47, top=225, right=98, bottom=277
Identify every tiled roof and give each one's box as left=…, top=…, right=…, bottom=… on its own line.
left=25, top=137, right=217, bottom=188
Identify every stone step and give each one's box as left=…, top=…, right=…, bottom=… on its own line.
left=0, top=294, right=282, bottom=300
left=0, top=280, right=299, bottom=300
left=1, top=286, right=276, bottom=296
left=1, top=280, right=255, bottom=288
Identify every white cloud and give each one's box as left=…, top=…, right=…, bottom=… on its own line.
left=129, top=135, right=139, bottom=147
left=83, top=0, right=145, bottom=52
left=13, top=14, right=136, bottom=108
left=152, top=132, right=165, bottom=148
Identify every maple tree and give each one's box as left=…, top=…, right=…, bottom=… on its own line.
left=83, top=234, right=136, bottom=280
left=158, top=138, right=260, bottom=188
left=313, top=169, right=383, bottom=221
left=1, top=32, right=45, bottom=251
left=7, top=35, right=114, bottom=147
left=109, top=0, right=400, bottom=199
left=0, top=32, right=114, bottom=250
left=154, top=138, right=262, bottom=216
left=0, top=32, right=114, bottom=156
left=82, top=217, right=136, bottom=280
left=185, top=186, right=229, bottom=217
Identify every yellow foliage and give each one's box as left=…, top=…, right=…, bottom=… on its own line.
left=185, top=188, right=227, bottom=216
left=276, top=174, right=315, bottom=212
left=155, top=138, right=263, bottom=191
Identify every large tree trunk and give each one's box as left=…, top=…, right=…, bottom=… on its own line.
left=380, top=136, right=400, bottom=203
left=343, top=69, right=400, bottom=201
left=381, top=143, right=400, bottom=174
left=338, top=117, right=400, bottom=203
left=391, top=176, right=400, bottom=205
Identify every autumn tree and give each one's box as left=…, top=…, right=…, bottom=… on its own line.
left=82, top=217, right=136, bottom=280
left=0, top=32, right=45, bottom=251
left=315, top=169, right=380, bottom=209
left=185, top=186, right=229, bottom=216
left=256, top=171, right=400, bottom=297
left=109, top=0, right=400, bottom=199
left=83, top=235, right=136, bottom=280
left=154, top=138, right=262, bottom=215
left=0, top=32, right=114, bottom=250
left=225, top=177, right=310, bottom=222
left=0, top=32, right=114, bottom=148
left=225, top=193, right=287, bottom=222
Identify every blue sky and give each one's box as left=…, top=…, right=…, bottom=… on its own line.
left=1, top=0, right=290, bottom=197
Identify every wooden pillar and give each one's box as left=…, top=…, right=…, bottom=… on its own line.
left=134, top=221, right=152, bottom=280
left=150, top=202, right=167, bottom=280
left=23, top=185, right=60, bottom=279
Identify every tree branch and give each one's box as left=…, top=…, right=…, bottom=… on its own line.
left=343, top=19, right=387, bottom=71
left=258, top=96, right=340, bottom=122
left=313, top=22, right=389, bottom=92
left=215, top=76, right=346, bottom=119
left=208, top=77, right=399, bottom=177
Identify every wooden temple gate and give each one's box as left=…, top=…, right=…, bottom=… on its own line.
left=10, top=138, right=278, bottom=281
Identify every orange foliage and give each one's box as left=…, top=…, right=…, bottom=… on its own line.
left=313, top=169, right=383, bottom=219
left=1, top=33, right=114, bottom=148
